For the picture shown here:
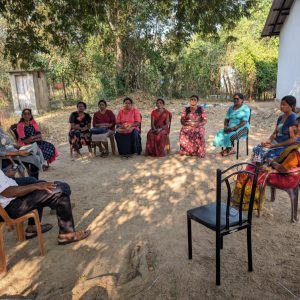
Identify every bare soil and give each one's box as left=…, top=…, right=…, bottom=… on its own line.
left=0, top=99, right=299, bottom=300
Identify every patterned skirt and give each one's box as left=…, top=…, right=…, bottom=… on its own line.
left=36, top=140, right=58, bottom=163
left=179, top=126, right=206, bottom=157
left=69, top=129, right=91, bottom=151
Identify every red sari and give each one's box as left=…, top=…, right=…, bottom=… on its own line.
left=145, top=109, right=171, bottom=157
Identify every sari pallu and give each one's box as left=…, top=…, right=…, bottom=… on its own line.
left=145, top=110, right=171, bottom=157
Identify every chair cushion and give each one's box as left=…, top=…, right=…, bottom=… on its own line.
left=187, top=203, right=247, bottom=230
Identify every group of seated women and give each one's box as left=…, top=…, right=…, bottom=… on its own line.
left=68, top=95, right=210, bottom=158
left=0, top=108, right=58, bottom=179
left=233, top=95, right=300, bottom=215
left=68, top=94, right=300, bottom=162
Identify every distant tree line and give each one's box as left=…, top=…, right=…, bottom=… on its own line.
left=0, top=0, right=278, bottom=103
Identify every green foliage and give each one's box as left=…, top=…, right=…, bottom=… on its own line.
left=0, top=0, right=278, bottom=102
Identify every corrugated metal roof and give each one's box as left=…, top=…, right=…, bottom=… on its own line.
left=261, top=0, right=294, bottom=37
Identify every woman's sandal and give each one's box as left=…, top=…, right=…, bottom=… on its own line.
left=42, top=165, right=50, bottom=171
left=57, top=230, right=91, bottom=245
left=100, top=152, right=109, bottom=158
left=25, top=223, right=53, bottom=239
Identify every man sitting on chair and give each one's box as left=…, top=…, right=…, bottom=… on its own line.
left=0, top=170, right=90, bottom=244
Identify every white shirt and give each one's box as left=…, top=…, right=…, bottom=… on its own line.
left=0, top=170, right=18, bottom=208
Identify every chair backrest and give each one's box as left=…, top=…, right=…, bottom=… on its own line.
left=0, top=205, right=14, bottom=225
left=9, top=124, right=19, bottom=142
left=216, top=162, right=259, bottom=232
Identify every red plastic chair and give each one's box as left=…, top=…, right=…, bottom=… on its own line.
left=265, top=168, right=300, bottom=222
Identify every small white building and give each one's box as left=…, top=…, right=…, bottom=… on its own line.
left=262, top=0, right=300, bottom=106
left=8, top=70, right=49, bottom=115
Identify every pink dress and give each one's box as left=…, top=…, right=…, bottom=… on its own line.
left=179, top=107, right=207, bottom=157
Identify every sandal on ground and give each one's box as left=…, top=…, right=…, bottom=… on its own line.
left=222, top=149, right=236, bottom=157
left=25, top=223, right=53, bottom=239
left=42, top=165, right=50, bottom=171
left=57, top=230, right=91, bottom=245
left=218, top=151, right=225, bottom=157
left=100, top=152, right=109, bottom=158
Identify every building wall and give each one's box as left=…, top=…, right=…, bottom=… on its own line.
left=277, top=0, right=300, bottom=106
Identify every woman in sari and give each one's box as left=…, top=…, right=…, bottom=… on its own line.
left=91, top=99, right=116, bottom=157
left=252, top=95, right=298, bottom=163
left=213, top=93, right=250, bottom=156
left=234, top=141, right=300, bottom=212
left=179, top=95, right=207, bottom=157
left=145, top=98, right=171, bottom=157
left=69, top=101, right=92, bottom=155
left=115, top=97, right=142, bottom=157
left=0, top=121, right=44, bottom=178
left=17, top=109, right=58, bottom=169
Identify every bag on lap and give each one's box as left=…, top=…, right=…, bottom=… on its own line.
left=90, top=128, right=108, bottom=135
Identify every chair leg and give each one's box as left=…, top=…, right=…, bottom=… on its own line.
left=92, top=143, right=97, bottom=156
left=33, top=213, right=45, bottom=256
left=294, top=188, right=299, bottom=221
left=270, top=187, right=276, bottom=202
left=0, top=223, right=7, bottom=273
left=187, top=216, right=192, bottom=259
left=247, top=227, right=253, bottom=272
left=236, top=140, right=239, bottom=160
left=287, top=188, right=297, bottom=223
left=246, top=136, right=249, bottom=156
left=216, top=234, right=221, bottom=285
left=16, top=222, right=25, bottom=242
left=110, top=136, right=116, bottom=155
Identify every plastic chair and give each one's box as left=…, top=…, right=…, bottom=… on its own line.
left=187, top=162, right=259, bottom=285
left=0, top=206, right=45, bottom=273
left=265, top=169, right=300, bottom=222
left=91, top=134, right=116, bottom=156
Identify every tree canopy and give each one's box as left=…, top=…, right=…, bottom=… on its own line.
left=0, top=0, right=278, bottom=103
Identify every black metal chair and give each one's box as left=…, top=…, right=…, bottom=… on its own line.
left=187, top=162, right=259, bottom=285
left=234, top=109, right=251, bottom=160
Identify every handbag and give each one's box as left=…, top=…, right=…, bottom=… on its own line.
left=90, top=127, right=109, bottom=135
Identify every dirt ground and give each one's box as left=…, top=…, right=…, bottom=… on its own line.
left=0, top=99, right=299, bottom=300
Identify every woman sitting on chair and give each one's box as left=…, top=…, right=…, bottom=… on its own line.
left=179, top=95, right=207, bottom=157
left=17, top=109, right=58, bottom=169
left=145, top=98, right=171, bottom=157
left=213, top=93, right=250, bottom=157
left=91, top=99, right=116, bottom=157
left=115, top=97, right=142, bottom=158
left=234, top=141, right=300, bottom=212
left=69, top=101, right=92, bottom=156
left=252, top=95, right=298, bottom=163
left=0, top=121, right=44, bottom=179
